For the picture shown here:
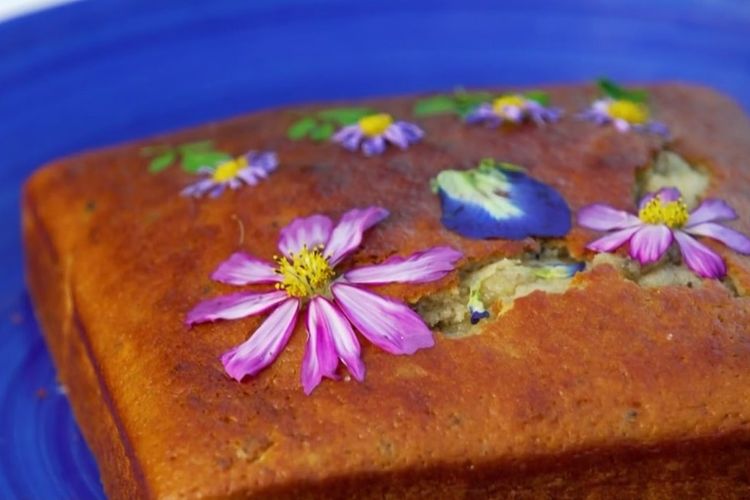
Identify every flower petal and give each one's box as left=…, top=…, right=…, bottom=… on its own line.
left=465, top=103, right=494, bottom=124
left=529, top=106, right=561, bottom=125
left=502, top=105, right=523, bottom=122
left=646, top=121, right=670, bottom=137
left=383, top=124, right=409, bottom=149
left=383, top=122, right=423, bottom=148
left=362, top=136, right=386, bottom=156
left=180, top=178, right=215, bottom=198
left=674, top=230, right=727, bottom=278
left=221, top=298, right=300, bottom=381
left=332, top=125, right=362, bottom=151
left=613, top=119, right=630, bottom=133
left=685, top=222, right=750, bottom=255
left=686, top=199, right=739, bottom=227
left=396, top=122, right=424, bottom=143
left=247, top=151, right=278, bottom=173
left=186, top=290, right=288, bottom=326
left=209, top=184, right=226, bottom=198
left=235, top=166, right=267, bottom=186
left=302, top=298, right=340, bottom=394
left=278, top=214, right=333, bottom=257
left=637, top=191, right=656, bottom=210
left=331, top=283, right=434, bottom=355
left=655, top=187, right=681, bottom=203
left=586, top=225, right=642, bottom=253
left=577, top=204, right=640, bottom=231
left=307, top=297, right=365, bottom=385
left=344, top=246, right=462, bottom=285
left=211, top=252, right=280, bottom=285
left=324, top=206, right=390, bottom=266
left=628, top=225, right=673, bottom=264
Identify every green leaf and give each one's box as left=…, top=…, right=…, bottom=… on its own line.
left=309, top=122, right=335, bottom=142
left=597, top=78, right=626, bottom=99
left=177, top=140, right=214, bottom=153
left=455, top=90, right=493, bottom=104
left=454, top=91, right=494, bottom=117
left=317, top=107, right=373, bottom=125
left=622, top=87, right=648, bottom=103
left=181, top=151, right=231, bottom=173
left=141, top=145, right=170, bottom=156
left=523, top=90, right=551, bottom=106
left=597, top=78, right=648, bottom=103
left=287, top=117, right=317, bottom=140
left=148, top=151, right=177, bottom=173
left=413, top=95, right=458, bottom=117
left=497, top=161, right=527, bottom=173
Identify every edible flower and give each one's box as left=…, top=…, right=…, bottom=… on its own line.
left=578, top=187, right=750, bottom=278
left=433, top=159, right=571, bottom=240
left=186, top=207, right=462, bottom=394
left=579, top=79, right=667, bottom=135
left=332, top=113, right=423, bottom=156
left=466, top=93, right=561, bottom=127
left=180, top=151, right=277, bottom=198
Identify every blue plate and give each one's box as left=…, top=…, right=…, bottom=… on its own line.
left=1, top=0, right=749, bottom=496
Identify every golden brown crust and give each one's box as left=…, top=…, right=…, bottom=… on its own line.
left=23, top=192, right=148, bottom=498
left=23, top=83, right=750, bottom=497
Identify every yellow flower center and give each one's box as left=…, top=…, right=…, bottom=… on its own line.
left=608, top=100, right=650, bottom=124
left=358, top=113, right=394, bottom=137
left=638, top=197, right=689, bottom=228
left=492, top=95, right=526, bottom=117
left=212, top=157, right=247, bottom=182
left=274, top=245, right=335, bottom=298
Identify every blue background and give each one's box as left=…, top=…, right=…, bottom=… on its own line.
left=1, top=0, right=749, bottom=497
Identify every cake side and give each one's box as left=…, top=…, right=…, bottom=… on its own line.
left=23, top=180, right=148, bottom=498
left=23, top=83, right=750, bottom=497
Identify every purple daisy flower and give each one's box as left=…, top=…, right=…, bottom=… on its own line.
left=579, top=98, right=668, bottom=136
left=186, top=206, right=462, bottom=394
left=578, top=187, right=750, bottom=278
left=180, top=151, right=277, bottom=198
left=332, top=113, right=423, bottom=156
left=465, top=94, right=561, bottom=127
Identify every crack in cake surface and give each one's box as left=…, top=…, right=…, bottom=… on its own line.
left=635, top=150, right=709, bottom=209
left=416, top=245, right=584, bottom=337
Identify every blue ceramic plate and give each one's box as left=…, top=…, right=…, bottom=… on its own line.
left=1, top=0, right=749, bottom=497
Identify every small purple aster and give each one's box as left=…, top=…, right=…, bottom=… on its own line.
left=332, top=113, right=423, bottom=156
left=466, top=94, right=561, bottom=127
left=579, top=98, right=668, bottom=136
left=180, top=151, right=277, bottom=198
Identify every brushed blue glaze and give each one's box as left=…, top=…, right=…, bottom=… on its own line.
left=0, top=0, right=748, bottom=496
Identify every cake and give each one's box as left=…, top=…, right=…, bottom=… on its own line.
left=22, top=82, right=750, bottom=498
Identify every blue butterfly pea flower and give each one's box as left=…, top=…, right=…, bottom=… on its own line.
left=434, top=160, right=571, bottom=240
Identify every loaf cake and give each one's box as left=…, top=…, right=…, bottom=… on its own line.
left=23, top=82, right=750, bottom=498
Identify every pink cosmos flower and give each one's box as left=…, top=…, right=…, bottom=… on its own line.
left=578, top=187, right=750, bottom=278
left=186, top=206, right=462, bottom=394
